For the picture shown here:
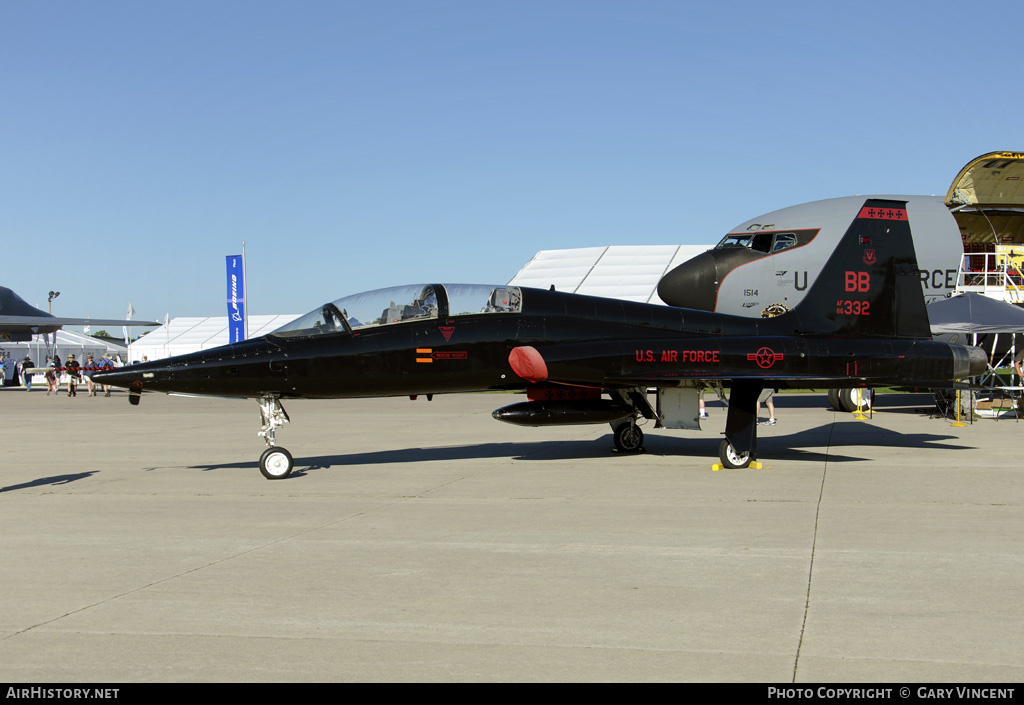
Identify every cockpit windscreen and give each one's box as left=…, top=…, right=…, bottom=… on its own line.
left=272, top=284, right=522, bottom=337
left=715, top=231, right=799, bottom=254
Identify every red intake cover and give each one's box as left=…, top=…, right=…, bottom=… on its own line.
left=508, top=346, right=548, bottom=383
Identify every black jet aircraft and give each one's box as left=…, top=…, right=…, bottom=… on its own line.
left=94, top=199, right=986, bottom=479
left=0, top=286, right=157, bottom=341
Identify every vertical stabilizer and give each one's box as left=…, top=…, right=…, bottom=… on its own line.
left=786, top=199, right=930, bottom=338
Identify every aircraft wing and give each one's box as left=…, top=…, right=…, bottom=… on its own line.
left=0, top=316, right=159, bottom=327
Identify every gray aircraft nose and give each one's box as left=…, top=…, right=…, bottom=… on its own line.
left=657, top=248, right=765, bottom=309
left=657, top=251, right=719, bottom=309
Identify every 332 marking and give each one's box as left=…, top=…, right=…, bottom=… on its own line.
left=836, top=299, right=870, bottom=316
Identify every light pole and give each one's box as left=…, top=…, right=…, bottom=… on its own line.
left=47, top=290, right=60, bottom=314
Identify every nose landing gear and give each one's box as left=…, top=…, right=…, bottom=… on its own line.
left=260, top=446, right=294, bottom=479
left=257, top=395, right=293, bottom=479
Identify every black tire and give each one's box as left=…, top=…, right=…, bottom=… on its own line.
left=260, top=446, right=294, bottom=480
left=718, top=439, right=752, bottom=469
left=839, top=388, right=874, bottom=413
left=827, top=388, right=842, bottom=411
left=613, top=422, right=644, bottom=453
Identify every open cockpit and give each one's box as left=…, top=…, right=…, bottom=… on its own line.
left=271, top=284, right=523, bottom=338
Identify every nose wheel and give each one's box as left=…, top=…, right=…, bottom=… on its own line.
left=260, top=446, right=294, bottom=479
left=257, top=395, right=294, bottom=479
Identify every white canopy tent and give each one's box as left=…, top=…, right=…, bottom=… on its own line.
left=128, top=314, right=299, bottom=362
left=508, top=244, right=711, bottom=303
left=1, top=330, right=127, bottom=383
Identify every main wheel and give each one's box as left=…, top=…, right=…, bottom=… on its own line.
left=613, top=422, right=644, bottom=453
left=718, top=439, right=752, bottom=469
left=827, top=388, right=842, bottom=411
left=839, top=388, right=874, bottom=412
left=260, top=446, right=294, bottom=480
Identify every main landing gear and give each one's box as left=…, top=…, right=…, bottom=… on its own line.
left=257, top=395, right=293, bottom=479
left=718, top=439, right=752, bottom=469
left=612, top=418, right=644, bottom=453
left=717, top=382, right=761, bottom=470
left=609, top=387, right=654, bottom=454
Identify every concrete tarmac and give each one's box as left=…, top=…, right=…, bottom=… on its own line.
left=0, top=387, right=1021, bottom=682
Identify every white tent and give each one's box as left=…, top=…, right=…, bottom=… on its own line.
left=128, top=314, right=299, bottom=362
left=508, top=244, right=711, bottom=303
left=1, top=330, right=126, bottom=383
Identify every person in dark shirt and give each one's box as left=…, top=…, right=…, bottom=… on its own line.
left=65, top=354, right=81, bottom=397
left=20, top=356, right=34, bottom=391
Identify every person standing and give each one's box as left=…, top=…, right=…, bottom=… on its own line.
left=20, top=356, right=34, bottom=391
left=51, top=354, right=62, bottom=395
left=44, top=356, right=57, bottom=395
left=96, top=354, right=115, bottom=397
left=65, top=354, right=81, bottom=397
left=83, top=353, right=98, bottom=396
left=757, top=388, right=777, bottom=426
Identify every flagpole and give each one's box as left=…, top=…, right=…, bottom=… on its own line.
left=123, top=301, right=134, bottom=348
left=242, top=241, right=248, bottom=340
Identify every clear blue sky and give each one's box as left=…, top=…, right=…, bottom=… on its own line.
left=1, top=0, right=1019, bottom=323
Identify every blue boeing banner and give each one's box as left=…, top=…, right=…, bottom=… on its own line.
left=226, top=254, right=246, bottom=343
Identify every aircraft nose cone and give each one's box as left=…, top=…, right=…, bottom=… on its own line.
left=967, top=345, right=988, bottom=378
left=91, top=367, right=141, bottom=388
left=658, top=251, right=720, bottom=309
left=657, top=247, right=768, bottom=310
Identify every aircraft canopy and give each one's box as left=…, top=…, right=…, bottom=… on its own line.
left=273, top=284, right=523, bottom=338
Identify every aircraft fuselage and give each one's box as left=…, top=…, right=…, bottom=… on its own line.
left=99, top=287, right=982, bottom=400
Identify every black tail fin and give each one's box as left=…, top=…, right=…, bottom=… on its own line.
left=786, top=198, right=930, bottom=338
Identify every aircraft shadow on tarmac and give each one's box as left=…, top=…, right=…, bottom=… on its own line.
left=707, top=392, right=941, bottom=415
left=179, top=439, right=614, bottom=476
left=1, top=472, right=96, bottom=493
left=752, top=422, right=973, bottom=464
left=172, top=419, right=972, bottom=476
